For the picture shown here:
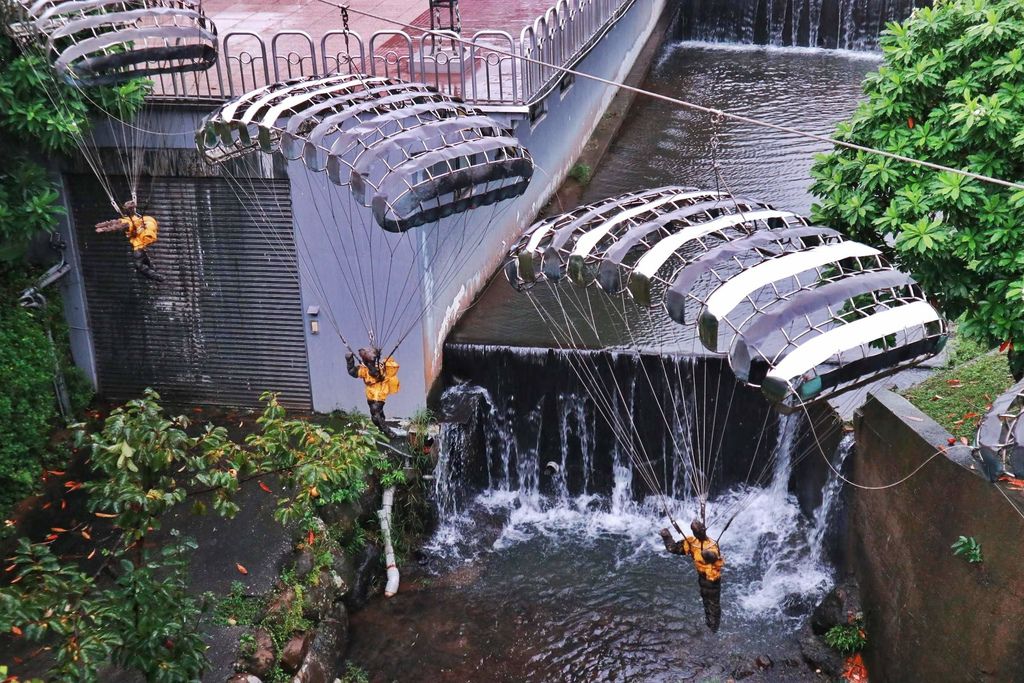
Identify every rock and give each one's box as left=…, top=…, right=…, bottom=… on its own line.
left=332, top=551, right=356, bottom=594
left=303, top=570, right=340, bottom=622
left=318, top=501, right=362, bottom=540
left=755, top=654, right=773, bottom=670
left=293, top=549, right=315, bottom=580
left=280, top=632, right=312, bottom=674
left=226, top=675, right=262, bottom=683
left=343, top=543, right=381, bottom=612
left=265, top=586, right=296, bottom=620
left=811, top=577, right=861, bottom=635
left=797, top=624, right=844, bottom=679
left=294, top=604, right=350, bottom=683
left=240, top=629, right=275, bottom=679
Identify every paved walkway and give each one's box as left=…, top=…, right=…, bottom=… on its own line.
left=204, top=0, right=558, bottom=43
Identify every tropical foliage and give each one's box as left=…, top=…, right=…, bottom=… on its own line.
left=1, top=391, right=385, bottom=682
left=0, top=32, right=147, bottom=255
left=810, top=0, right=1024, bottom=365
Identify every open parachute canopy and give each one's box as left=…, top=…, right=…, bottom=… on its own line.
left=196, top=73, right=535, bottom=232
left=5, top=0, right=218, bottom=86
left=505, top=186, right=948, bottom=413
left=976, top=378, right=1024, bottom=481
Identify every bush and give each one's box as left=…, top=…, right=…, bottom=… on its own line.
left=810, top=0, right=1024, bottom=351
left=825, top=621, right=867, bottom=655
left=0, top=302, right=56, bottom=509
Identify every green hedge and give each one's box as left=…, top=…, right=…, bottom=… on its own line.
left=0, top=301, right=56, bottom=509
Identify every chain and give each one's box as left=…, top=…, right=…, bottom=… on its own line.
left=340, top=4, right=349, bottom=31
left=709, top=111, right=724, bottom=197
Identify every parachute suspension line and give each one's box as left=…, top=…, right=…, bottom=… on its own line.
left=220, top=168, right=356, bottom=352
left=604, top=287, right=704, bottom=508
left=543, top=283, right=675, bottom=512
left=316, top=0, right=1024, bottom=194
left=525, top=290, right=677, bottom=524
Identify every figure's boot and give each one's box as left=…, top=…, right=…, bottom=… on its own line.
left=133, top=249, right=165, bottom=282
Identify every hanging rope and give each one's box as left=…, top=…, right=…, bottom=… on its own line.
left=315, top=0, right=1024, bottom=193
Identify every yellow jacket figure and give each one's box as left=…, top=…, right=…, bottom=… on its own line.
left=661, top=520, right=724, bottom=632
left=95, top=200, right=164, bottom=281
left=346, top=348, right=399, bottom=438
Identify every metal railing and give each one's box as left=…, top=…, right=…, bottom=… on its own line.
left=149, top=0, right=635, bottom=106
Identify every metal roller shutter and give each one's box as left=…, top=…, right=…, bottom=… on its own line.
left=69, top=174, right=312, bottom=409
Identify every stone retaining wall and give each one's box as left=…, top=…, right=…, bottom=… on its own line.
left=850, top=390, right=1024, bottom=682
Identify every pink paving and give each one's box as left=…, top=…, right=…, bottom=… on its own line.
left=203, top=0, right=561, bottom=45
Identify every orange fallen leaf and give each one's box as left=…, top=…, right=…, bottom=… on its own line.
left=45, top=534, right=58, bottom=542
left=5, top=564, right=16, bottom=572
left=11, top=625, right=23, bottom=637
left=81, top=530, right=91, bottom=540
left=946, top=379, right=962, bottom=387
left=94, top=512, right=117, bottom=518
left=51, top=527, right=67, bottom=533
left=235, top=563, right=248, bottom=575
left=307, top=530, right=315, bottom=545
left=47, top=470, right=66, bottom=476
left=947, top=437, right=957, bottom=445
left=963, top=412, right=980, bottom=420
left=42, top=502, right=52, bottom=510
left=87, top=549, right=96, bottom=560
left=258, top=481, right=272, bottom=494
left=60, top=499, right=67, bottom=510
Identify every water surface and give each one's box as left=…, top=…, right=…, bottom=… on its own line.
left=450, top=43, right=879, bottom=350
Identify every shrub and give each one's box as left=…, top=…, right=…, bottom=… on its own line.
left=0, top=300, right=56, bottom=509
left=810, top=0, right=1024, bottom=360
left=569, top=162, right=593, bottom=184
left=825, top=621, right=867, bottom=655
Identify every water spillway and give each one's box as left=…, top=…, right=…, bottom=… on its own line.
left=676, top=0, right=928, bottom=50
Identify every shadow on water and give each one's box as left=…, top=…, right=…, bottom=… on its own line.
left=347, top=45, right=872, bottom=681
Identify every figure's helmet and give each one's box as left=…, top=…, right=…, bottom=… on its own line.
left=123, top=199, right=138, bottom=214
left=690, top=519, right=708, bottom=540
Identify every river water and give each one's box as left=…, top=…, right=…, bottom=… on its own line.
left=347, top=44, right=875, bottom=681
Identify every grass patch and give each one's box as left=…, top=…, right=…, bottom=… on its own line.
left=902, top=345, right=1013, bottom=440
left=568, top=162, right=592, bottom=185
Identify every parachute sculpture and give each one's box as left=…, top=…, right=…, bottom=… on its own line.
left=5, top=0, right=218, bottom=86
left=506, top=186, right=948, bottom=413
left=976, top=379, right=1024, bottom=480
left=197, top=73, right=535, bottom=232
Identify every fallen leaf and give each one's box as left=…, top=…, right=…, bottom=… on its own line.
left=42, top=502, right=52, bottom=510
left=94, top=512, right=117, bottom=518
left=307, top=530, right=315, bottom=545
left=929, top=394, right=944, bottom=402
left=87, top=549, right=96, bottom=560
left=235, top=563, right=248, bottom=575
left=258, top=481, right=272, bottom=494
left=946, top=379, right=962, bottom=387
left=51, top=527, right=67, bottom=533
left=11, top=625, right=22, bottom=637
left=47, top=470, right=66, bottom=476
left=963, top=412, right=980, bottom=420
left=60, top=499, right=67, bottom=510
left=81, top=530, right=91, bottom=540
left=947, top=437, right=957, bottom=445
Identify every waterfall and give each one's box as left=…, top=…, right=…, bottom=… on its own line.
left=676, top=0, right=929, bottom=50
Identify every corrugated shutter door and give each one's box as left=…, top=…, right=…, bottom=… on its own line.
left=69, top=174, right=312, bottom=409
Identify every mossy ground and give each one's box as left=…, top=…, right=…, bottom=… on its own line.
left=902, top=337, right=1015, bottom=440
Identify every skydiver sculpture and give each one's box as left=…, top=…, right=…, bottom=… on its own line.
left=95, top=200, right=164, bottom=281
left=661, top=520, right=724, bottom=632
left=346, top=347, right=400, bottom=439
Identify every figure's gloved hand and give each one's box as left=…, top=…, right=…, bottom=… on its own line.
left=659, top=528, right=672, bottom=539
left=345, top=352, right=354, bottom=360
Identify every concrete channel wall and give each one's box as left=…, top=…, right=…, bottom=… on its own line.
left=56, top=0, right=670, bottom=416
left=850, top=390, right=1024, bottom=682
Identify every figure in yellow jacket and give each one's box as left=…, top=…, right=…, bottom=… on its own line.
left=95, top=200, right=164, bottom=281
left=661, top=520, right=724, bottom=631
left=346, top=347, right=400, bottom=438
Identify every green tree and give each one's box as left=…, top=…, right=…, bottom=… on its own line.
left=810, top=0, right=1024, bottom=370
left=0, top=29, right=147, bottom=256
left=0, top=391, right=384, bottom=682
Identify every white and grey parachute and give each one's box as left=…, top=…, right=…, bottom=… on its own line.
left=505, top=185, right=948, bottom=413
left=5, top=0, right=218, bottom=86
left=976, top=378, right=1024, bottom=480
left=196, top=73, right=534, bottom=232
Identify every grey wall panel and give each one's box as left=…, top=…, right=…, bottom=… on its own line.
left=68, top=174, right=311, bottom=409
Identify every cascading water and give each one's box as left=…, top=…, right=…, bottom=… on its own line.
left=676, top=0, right=928, bottom=50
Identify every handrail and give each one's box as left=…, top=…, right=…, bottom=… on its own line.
left=147, top=0, right=634, bottom=106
